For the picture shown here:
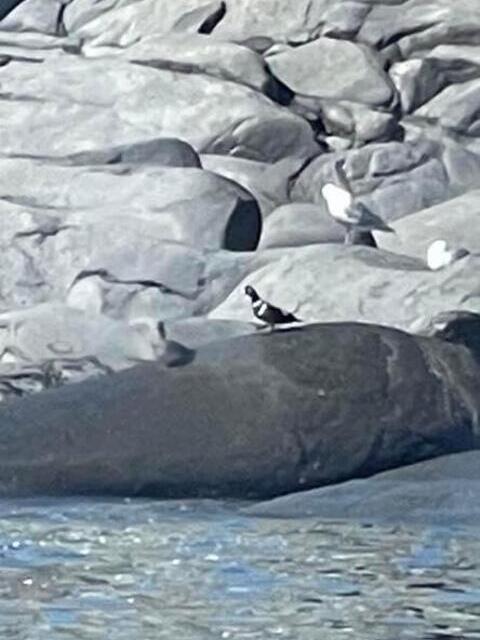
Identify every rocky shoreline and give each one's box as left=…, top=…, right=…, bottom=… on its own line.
left=0, top=0, right=479, bottom=516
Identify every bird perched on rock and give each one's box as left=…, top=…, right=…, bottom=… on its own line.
left=244, top=285, right=301, bottom=331
left=157, top=322, right=195, bottom=368
left=321, top=159, right=394, bottom=240
left=426, top=239, right=469, bottom=271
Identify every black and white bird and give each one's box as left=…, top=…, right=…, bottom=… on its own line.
left=321, top=159, right=394, bottom=240
left=244, top=285, right=301, bottom=331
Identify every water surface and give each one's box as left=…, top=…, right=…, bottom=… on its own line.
left=0, top=498, right=479, bottom=639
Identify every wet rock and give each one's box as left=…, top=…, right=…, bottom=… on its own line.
left=246, top=451, right=480, bottom=526
left=267, top=38, right=394, bottom=107
left=0, top=322, right=478, bottom=497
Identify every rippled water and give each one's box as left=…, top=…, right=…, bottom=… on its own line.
left=0, top=498, right=479, bottom=639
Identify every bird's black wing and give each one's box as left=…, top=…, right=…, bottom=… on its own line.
left=280, top=310, right=300, bottom=323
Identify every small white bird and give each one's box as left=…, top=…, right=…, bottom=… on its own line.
left=321, top=159, right=394, bottom=239
left=426, top=239, right=470, bottom=271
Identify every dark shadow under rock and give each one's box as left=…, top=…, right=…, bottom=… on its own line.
left=171, top=0, right=226, bottom=34
left=224, top=196, right=262, bottom=251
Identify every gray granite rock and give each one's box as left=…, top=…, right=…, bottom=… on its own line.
left=58, top=137, right=202, bottom=168
left=359, top=0, right=480, bottom=59
left=0, top=302, right=155, bottom=370
left=83, top=33, right=273, bottom=95
left=416, top=79, right=480, bottom=137
left=209, top=245, right=480, bottom=332
left=64, top=0, right=227, bottom=42
left=0, top=159, right=261, bottom=251
left=0, top=322, right=477, bottom=497
left=200, top=155, right=308, bottom=216
left=377, top=189, right=480, bottom=261
left=246, top=451, right=480, bottom=525
left=291, top=140, right=449, bottom=222
left=258, top=202, right=344, bottom=249
left=199, top=0, right=331, bottom=41
left=0, top=0, right=479, bottom=438
left=390, top=59, right=447, bottom=114
left=0, top=30, right=72, bottom=61
left=0, top=0, right=64, bottom=35
left=0, top=195, right=259, bottom=321
left=163, top=317, right=255, bottom=348
left=0, top=54, right=317, bottom=161
left=268, top=38, right=394, bottom=107
left=321, top=1, right=369, bottom=39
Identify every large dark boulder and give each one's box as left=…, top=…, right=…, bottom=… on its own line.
left=0, top=322, right=478, bottom=498
left=247, top=451, right=480, bottom=526
left=419, top=310, right=480, bottom=362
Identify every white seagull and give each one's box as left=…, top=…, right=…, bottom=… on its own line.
left=426, top=239, right=470, bottom=271
left=321, top=159, right=394, bottom=240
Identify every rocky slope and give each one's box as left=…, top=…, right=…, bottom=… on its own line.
left=0, top=0, right=479, bottom=396
left=0, top=0, right=478, bottom=500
